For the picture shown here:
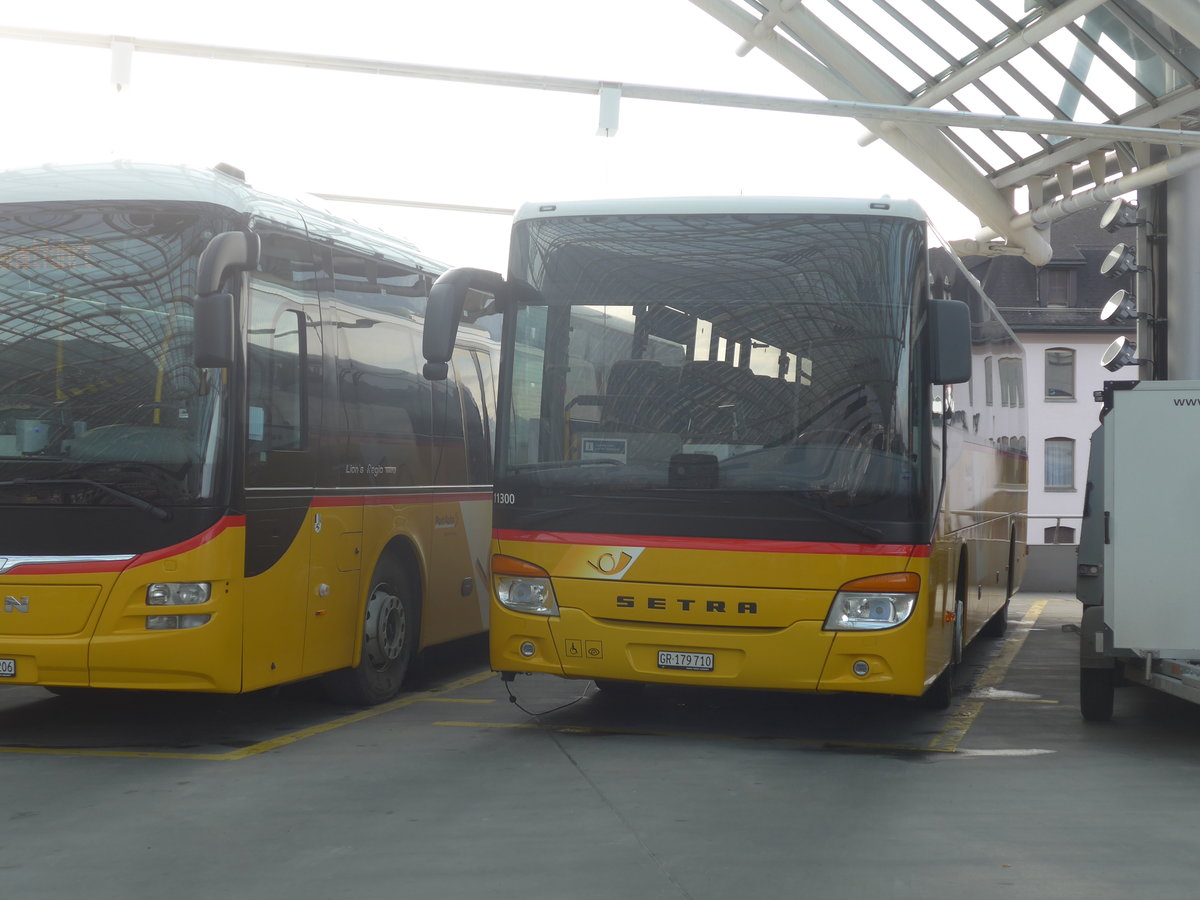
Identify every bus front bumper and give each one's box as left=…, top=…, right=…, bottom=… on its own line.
left=491, top=606, right=928, bottom=696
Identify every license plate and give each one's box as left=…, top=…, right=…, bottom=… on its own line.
left=657, top=650, right=714, bottom=672
left=0, top=658, right=15, bottom=678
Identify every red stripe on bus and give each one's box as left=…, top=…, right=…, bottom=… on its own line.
left=5, top=516, right=248, bottom=575
left=493, top=529, right=930, bottom=557
left=130, top=515, right=248, bottom=568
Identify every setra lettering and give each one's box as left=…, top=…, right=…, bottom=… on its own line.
left=613, top=595, right=757, bottom=616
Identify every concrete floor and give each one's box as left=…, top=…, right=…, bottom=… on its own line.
left=2, top=593, right=1198, bottom=900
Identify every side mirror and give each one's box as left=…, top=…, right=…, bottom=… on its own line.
left=929, top=298, right=971, bottom=385
left=423, top=267, right=505, bottom=380
left=193, top=293, right=235, bottom=368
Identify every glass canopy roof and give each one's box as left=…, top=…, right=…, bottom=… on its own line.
left=691, top=0, right=1200, bottom=264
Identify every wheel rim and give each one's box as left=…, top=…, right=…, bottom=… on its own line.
left=363, top=582, right=406, bottom=671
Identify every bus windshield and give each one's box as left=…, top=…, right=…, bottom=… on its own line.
left=0, top=203, right=233, bottom=509
left=500, top=212, right=928, bottom=543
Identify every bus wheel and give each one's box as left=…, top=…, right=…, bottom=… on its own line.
left=1079, top=667, right=1115, bottom=722
left=921, top=597, right=963, bottom=710
left=323, top=558, right=417, bottom=706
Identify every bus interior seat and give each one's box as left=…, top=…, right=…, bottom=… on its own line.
left=602, top=359, right=680, bottom=433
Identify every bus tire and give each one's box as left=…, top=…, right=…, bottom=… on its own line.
left=323, top=557, right=418, bottom=706
left=922, top=594, right=964, bottom=710
left=1079, top=666, right=1115, bottom=722
left=593, top=679, right=645, bottom=698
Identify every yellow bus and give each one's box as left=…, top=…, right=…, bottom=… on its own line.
left=426, top=197, right=1026, bottom=707
left=0, top=161, right=498, bottom=704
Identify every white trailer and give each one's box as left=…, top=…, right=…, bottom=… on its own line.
left=1078, top=380, right=1200, bottom=720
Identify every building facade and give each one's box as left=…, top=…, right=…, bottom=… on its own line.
left=961, top=205, right=1136, bottom=590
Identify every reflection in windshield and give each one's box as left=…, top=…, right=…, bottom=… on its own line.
left=502, top=214, right=924, bottom=521
left=0, top=204, right=232, bottom=506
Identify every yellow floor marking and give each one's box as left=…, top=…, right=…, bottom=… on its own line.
left=0, top=670, right=497, bottom=761
left=928, top=598, right=1049, bottom=753
left=413, top=697, right=495, bottom=704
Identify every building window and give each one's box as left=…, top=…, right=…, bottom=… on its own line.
left=1045, top=348, right=1075, bottom=400
left=984, top=356, right=994, bottom=406
left=1041, top=267, right=1076, bottom=308
left=999, top=357, right=1024, bottom=408
left=1044, top=525, right=1076, bottom=544
left=1045, top=437, right=1075, bottom=490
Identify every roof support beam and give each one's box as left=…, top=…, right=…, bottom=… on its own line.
left=1, top=23, right=1191, bottom=150
left=963, top=147, right=1200, bottom=250
left=857, top=0, right=1109, bottom=147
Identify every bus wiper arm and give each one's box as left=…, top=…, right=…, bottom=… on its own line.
left=0, top=478, right=172, bottom=521
left=785, top=494, right=884, bottom=541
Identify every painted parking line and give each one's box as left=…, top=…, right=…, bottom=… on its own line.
left=436, top=600, right=1051, bottom=756
left=0, top=670, right=496, bottom=762
left=928, top=598, right=1049, bottom=753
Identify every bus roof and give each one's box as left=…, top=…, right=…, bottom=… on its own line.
left=514, top=196, right=928, bottom=222
left=0, top=160, right=450, bottom=275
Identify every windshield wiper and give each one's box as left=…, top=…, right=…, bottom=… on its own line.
left=0, top=478, right=172, bottom=521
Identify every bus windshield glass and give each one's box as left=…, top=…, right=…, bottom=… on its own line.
left=0, top=203, right=233, bottom=508
left=501, top=211, right=928, bottom=542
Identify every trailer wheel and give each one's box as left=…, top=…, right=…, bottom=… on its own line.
left=1079, top=667, right=1115, bottom=722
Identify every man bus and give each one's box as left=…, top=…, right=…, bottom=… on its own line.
left=0, top=161, right=498, bottom=705
left=424, top=196, right=1025, bottom=707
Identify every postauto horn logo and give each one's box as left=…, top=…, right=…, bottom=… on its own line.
left=586, top=548, right=643, bottom=579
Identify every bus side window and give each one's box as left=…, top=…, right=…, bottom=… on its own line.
left=335, top=315, right=426, bottom=487
left=247, top=305, right=305, bottom=452
left=453, top=347, right=490, bottom=483
left=245, top=231, right=323, bottom=488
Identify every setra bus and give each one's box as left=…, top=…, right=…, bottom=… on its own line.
left=0, top=161, right=498, bottom=704
left=424, top=196, right=1027, bottom=706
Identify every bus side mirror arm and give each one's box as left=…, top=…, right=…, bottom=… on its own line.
left=197, top=230, right=260, bottom=296
left=929, top=298, right=972, bottom=385
left=423, top=267, right=506, bottom=380
left=193, top=231, right=260, bottom=369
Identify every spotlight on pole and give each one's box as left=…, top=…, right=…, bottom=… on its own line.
left=1100, top=335, right=1147, bottom=372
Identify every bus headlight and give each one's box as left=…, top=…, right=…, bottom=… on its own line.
left=147, top=582, right=211, bottom=606
left=492, top=555, right=559, bottom=616
left=824, top=573, right=919, bottom=631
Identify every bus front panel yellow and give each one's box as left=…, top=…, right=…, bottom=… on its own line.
left=490, top=537, right=935, bottom=697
